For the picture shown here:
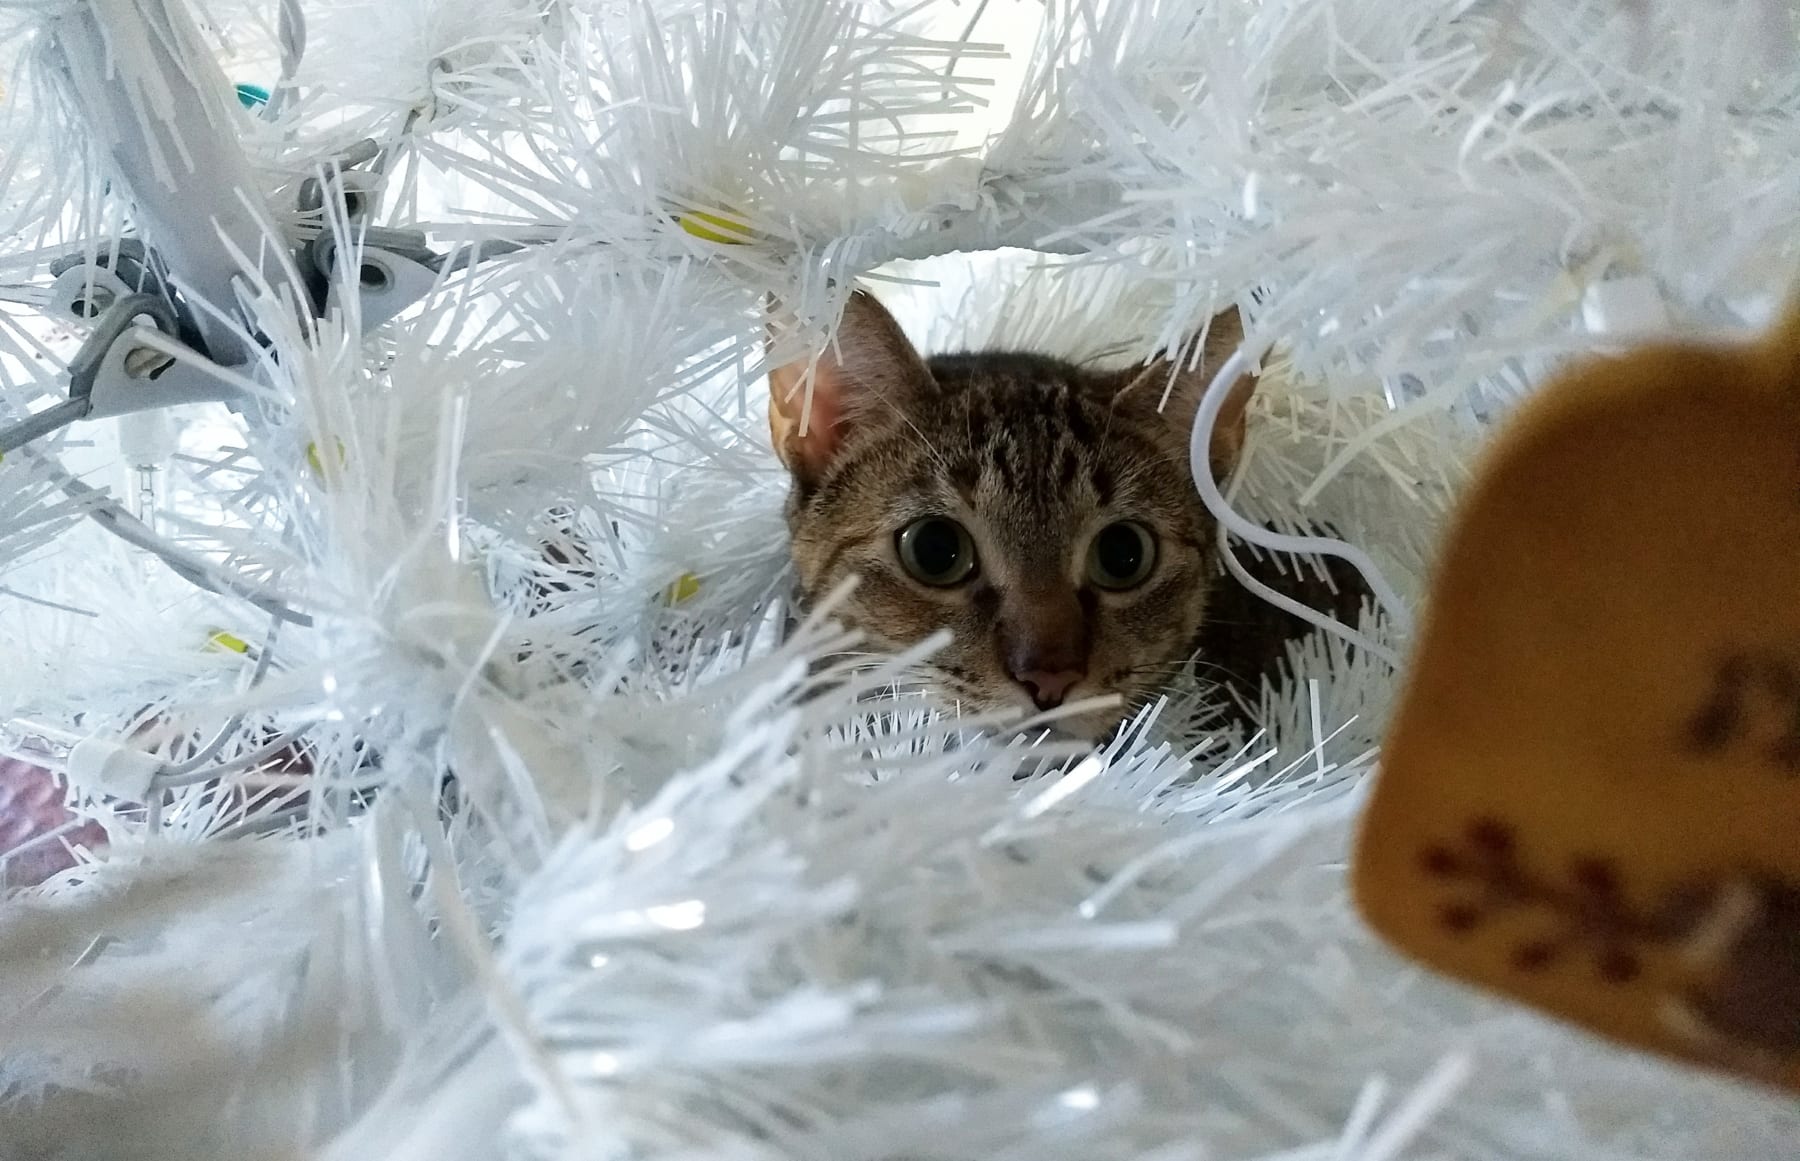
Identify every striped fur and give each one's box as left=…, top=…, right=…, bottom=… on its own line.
left=773, top=291, right=1251, bottom=738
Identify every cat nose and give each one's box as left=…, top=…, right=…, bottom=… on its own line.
left=1015, top=666, right=1080, bottom=709
left=1000, top=590, right=1090, bottom=710
left=1012, top=666, right=1085, bottom=710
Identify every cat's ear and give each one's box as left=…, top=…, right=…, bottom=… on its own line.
left=1117, top=306, right=1258, bottom=475
left=767, top=288, right=932, bottom=484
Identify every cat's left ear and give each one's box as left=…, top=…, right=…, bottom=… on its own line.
left=767, top=288, right=933, bottom=485
left=1117, top=306, right=1258, bottom=475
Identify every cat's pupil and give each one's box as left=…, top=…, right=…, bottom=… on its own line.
left=898, top=517, right=974, bottom=585
left=911, top=520, right=961, bottom=575
left=1087, top=521, right=1155, bottom=590
left=1095, top=523, right=1144, bottom=578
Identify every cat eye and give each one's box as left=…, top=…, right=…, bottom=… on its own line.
left=1086, top=521, right=1157, bottom=591
left=896, top=517, right=978, bottom=587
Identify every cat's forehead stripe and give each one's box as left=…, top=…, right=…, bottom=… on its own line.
left=1056, top=445, right=1080, bottom=490
left=794, top=352, right=1208, bottom=540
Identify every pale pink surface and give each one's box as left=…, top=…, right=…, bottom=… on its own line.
left=0, top=756, right=107, bottom=889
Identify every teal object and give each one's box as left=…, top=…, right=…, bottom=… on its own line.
left=235, top=83, right=270, bottom=109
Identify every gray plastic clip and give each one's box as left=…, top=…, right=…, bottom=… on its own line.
left=297, top=137, right=383, bottom=220
left=65, top=293, right=180, bottom=409
left=48, top=237, right=154, bottom=287
left=0, top=291, right=252, bottom=456
left=46, top=239, right=163, bottom=324
left=0, top=292, right=176, bottom=455
left=307, top=232, right=442, bottom=332
left=69, top=290, right=246, bottom=419
left=48, top=263, right=134, bottom=324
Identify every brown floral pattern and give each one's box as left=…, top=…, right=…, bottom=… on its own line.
left=1418, top=817, right=1800, bottom=1066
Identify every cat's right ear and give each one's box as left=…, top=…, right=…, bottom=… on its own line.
left=767, top=289, right=932, bottom=485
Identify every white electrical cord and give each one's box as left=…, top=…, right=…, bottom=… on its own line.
left=32, top=456, right=312, bottom=626
left=263, top=0, right=306, bottom=119
left=1186, top=340, right=1415, bottom=659
left=154, top=724, right=315, bottom=789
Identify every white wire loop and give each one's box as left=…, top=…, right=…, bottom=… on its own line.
left=1186, top=338, right=1416, bottom=660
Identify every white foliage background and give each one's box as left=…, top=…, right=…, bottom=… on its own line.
left=1, top=0, right=1798, bottom=1157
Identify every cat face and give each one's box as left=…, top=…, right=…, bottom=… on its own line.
left=769, top=290, right=1256, bottom=738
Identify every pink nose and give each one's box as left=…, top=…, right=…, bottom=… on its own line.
left=1012, top=667, right=1084, bottom=709
left=999, top=590, right=1090, bottom=711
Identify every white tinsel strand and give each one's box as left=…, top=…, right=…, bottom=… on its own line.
left=0, top=437, right=103, bottom=578
left=0, top=815, right=456, bottom=1157
left=1011, top=0, right=1800, bottom=383
left=468, top=661, right=1800, bottom=1160
left=0, top=4, right=106, bottom=264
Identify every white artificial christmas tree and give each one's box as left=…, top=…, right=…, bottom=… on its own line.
left=1, top=0, right=1798, bottom=1156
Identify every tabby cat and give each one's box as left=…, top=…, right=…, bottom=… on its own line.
left=768, top=288, right=1324, bottom=740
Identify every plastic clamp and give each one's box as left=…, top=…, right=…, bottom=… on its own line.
left=307, top=233, right=442, bottom=332
left=66, top=293, right=180, bottom=408
left=66, top=736, right=164, bottom=800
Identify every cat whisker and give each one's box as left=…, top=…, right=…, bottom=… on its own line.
left=877, top=399, right=957, bottom=482
left=1115, top=658, right=1240, bottom=683
left=1113, top=663, right=1260, bottom=716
